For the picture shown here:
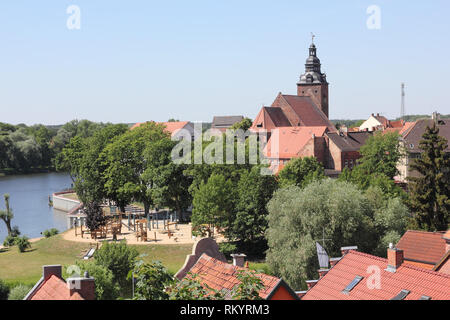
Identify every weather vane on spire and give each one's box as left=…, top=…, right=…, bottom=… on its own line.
left=311, top=32, right=315, bottom=44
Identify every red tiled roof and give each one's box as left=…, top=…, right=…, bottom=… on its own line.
left=29, top=275, right=84, bottom=300
left=188, top=253, right=287, bottom=299
left=281, top=95, right=335, bottom=130
left=131, top=121, right=190, bottom=135
left=302, top=250, right=450, bottom=300
left=264, top=126, right=327, bottom=159
left=396, top=230, right=447, bottom=265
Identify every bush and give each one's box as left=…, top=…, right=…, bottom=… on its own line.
left=8, top=284, right=32, bottom=300
left=15, top=236, right=31, bottom=253
left=3, top=235, right=17, bottom=247
left=0, top=279, right=9, bottom=300
left=94, top=241, right=138, bottom=292
left=43, top=228, right=59, bottom=238
left=75, top=261, right=119, bottom=300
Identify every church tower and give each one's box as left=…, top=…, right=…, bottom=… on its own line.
left=297, top=39, right=329, bottom=118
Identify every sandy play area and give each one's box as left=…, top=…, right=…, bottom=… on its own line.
left=62, top=221, right=226, bottom=246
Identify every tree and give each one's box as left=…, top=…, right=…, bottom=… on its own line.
left=84, top=201, right=107, bottom=231
left=94, top=241, right=139, bottom=293
left=75, top=260, right=120, bottom=300
left=408, top=124, right=450, bottom=231
left=365, top=186, right=410, bottom=256
left=142, top=138, right=192, bottom=221
left=191, top=174, right=235, bottom=237
left=231, top=118, right=253, bottom=131
left=347, top=132, right=404, bottom=189
left=229, top=270, right=264, bottom=300
left=169, top=273, right=224, bottom=300
left=266, top=179, right=378, bottom=290
left=278, top=157, right=325, bottom=189
left=230, top=166, right=278, bottom=245
left=102, top=122, right=169, bottom=213
left=0, top=194, right=13, bottom=235
left=130, top=260, right=174, bottom=300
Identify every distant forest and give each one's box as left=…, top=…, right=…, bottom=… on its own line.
left=0, top=120, right=113, bottom=175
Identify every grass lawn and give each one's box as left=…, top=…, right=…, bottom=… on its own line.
left=0, top=234, right=193, bottom=286
left=0, top=233, right=270, bottom=289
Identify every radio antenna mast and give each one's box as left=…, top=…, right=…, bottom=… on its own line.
left=401, top=83, right=405, bottom=120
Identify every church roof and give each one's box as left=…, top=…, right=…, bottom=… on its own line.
left=280, top=95, right=335, bottom=129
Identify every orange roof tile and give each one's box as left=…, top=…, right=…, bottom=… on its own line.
left=396, top=230, right=447, bottom=265
left=264, top=126, right=327, bottom=159
left=29, top=275, right=84, bottom=300
left=131, top=121, right=190, bottom=135
left=302, top=250, right=450, bottom=300
left=187, top=254, right=295, bottom=299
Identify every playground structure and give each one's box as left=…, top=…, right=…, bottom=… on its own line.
left=70, top=204, right=186, bottom=244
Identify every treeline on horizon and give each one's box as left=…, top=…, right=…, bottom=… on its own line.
left=1, top=114, right=448, bottom=175
left=0, top=120, right=116, bottom=175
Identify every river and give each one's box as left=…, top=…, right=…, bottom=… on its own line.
left=0, top=173, right=73, bottom=243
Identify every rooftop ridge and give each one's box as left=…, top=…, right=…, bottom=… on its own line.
left=347, top=250, right=450, bottom=279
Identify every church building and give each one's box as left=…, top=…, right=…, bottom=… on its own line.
left=251, top=40, right=370, bottom=174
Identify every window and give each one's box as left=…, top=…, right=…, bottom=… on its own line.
left=391, top=289, right=410, bottom=300
left=419, top=295, right=431, bottom=300
left=342, top=276, right=363, bottom=294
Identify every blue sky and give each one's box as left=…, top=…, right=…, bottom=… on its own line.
left=0, top=0, right=449, bottom=125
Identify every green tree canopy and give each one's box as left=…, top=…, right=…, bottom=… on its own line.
left=266, top=179, right=378, bottom=290
left=408, top=124, right=450, bottom=231
left=191, top=173, right=235, bottom=237
left=278, top=156, right=325, bottom=189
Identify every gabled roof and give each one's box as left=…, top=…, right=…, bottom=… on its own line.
left=402, top=119, right=450, bottom=153
left=27, top=275, right=84, bottom=300
left=279, top=95, right=335, bottom=130
left=187, top=253, right=299, bottom=300
left=327, top=131, right=371, bottom=152
left=301, top=250, right=450, bottom=300
left=396, top=230, right=447, bottom=266
left=264, top=126, right=327, bottom=159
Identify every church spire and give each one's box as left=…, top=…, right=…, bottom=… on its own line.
left=297, top=38, right=329, bottom=118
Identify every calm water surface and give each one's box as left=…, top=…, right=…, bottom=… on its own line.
left=0, top=173, right=73, bottom=243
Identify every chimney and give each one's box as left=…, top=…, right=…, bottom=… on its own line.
left=43, top=265, right=62, bottom=281
left=305, top=280, right=318, bottom=290
left=67, top=271, right=96, bottom=300
left=385, top=243, right=404, bottom=273
left=340, top=246, right=358, bottom=256
left=231, top=253, right=247, bottom=268
left=329, top=257, right=341, bottom=268
left=318, top=269, right=329, bottom=279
